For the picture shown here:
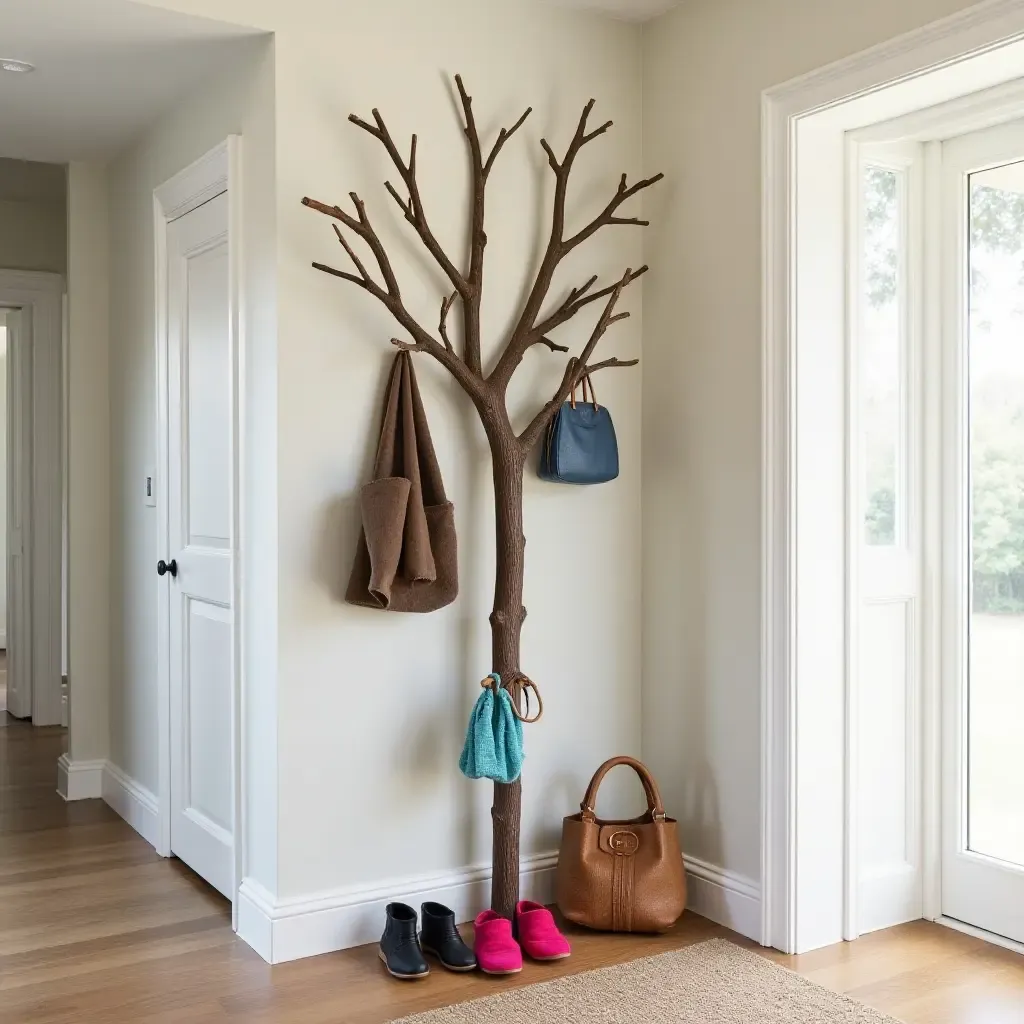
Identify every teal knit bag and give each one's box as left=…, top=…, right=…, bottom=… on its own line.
left=459, top=674, right=524, bottom=784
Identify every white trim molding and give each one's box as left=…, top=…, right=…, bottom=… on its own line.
left=57, top=756, right=160, bottom=853
left=237, top=853, right=559, bottom=965
left=56, top=754, right=104, bottom=801
left=685, top=855, right=761, bottom=942
left=762, top=0, right=1024, bottom=955
left=102, top=762, right=160, bottom=849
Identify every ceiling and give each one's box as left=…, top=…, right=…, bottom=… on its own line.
left=541, top=0, right=683, bottom=20
left=0, top=0, right=262, bottom=164
left=0, top=0, right=677, bottom=167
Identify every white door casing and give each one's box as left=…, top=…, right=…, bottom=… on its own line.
left=164, top=189, right=235, bottom=901
left=762, top=0, right=1024, bottom=955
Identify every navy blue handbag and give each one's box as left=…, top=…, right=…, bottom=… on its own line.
left=539, top=375, right=619, bottom=484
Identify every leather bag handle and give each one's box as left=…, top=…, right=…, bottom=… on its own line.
left=580, top=755, right=667, bottom=823
left=568, top=359, right=599, bottom=412
left=569, top=375, right=600, bottom=411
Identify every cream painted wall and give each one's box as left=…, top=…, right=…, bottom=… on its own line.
left=67, top=162, right=111, bottom=763
left=106, top=38, right=278, bottom=887
left=276, top=9, right=643, bottom=901
left=134, top=0, right=646, bottom=905
left=0, top=323, right=6, bottom=647
left=0, top=199, right=67, bottom=275
left=641, top=0, right=984, bottom=884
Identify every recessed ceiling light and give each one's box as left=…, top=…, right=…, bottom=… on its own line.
left=1, top=59, right=35, bottom=74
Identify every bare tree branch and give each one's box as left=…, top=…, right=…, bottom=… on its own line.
left=332, top=222, right=370, bottom=281
left=304, top=193, right=405, bottom=299
left=349, top=109, right=469, bottom=299
left=454, top=74, right=486, bottom=375
left=491, top=96, right=654, bottom=390
left=581, top=356, right=639, bottom=374
left=532, top=266, right=648, bottom=340
left=484, top=107, right=532, bottom=179
left=302, top=195, right=483, bottom=401
left=391, top=337, right=426, bottom=353
left=564, top=173, right=664, bottom=250
left=534, top=336, right=570, bottom=354
left=519, top=269, right=636, bottom=449
left=439, top=291, right=457, bottom=354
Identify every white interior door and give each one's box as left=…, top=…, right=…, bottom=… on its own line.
left=940, top=119, right=1024, bottom=946
left=165, top=191, right=234, bottom=900
left=5, top=308, right=31, bottom=721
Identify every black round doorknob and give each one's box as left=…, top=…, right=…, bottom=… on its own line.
left=157, top=559, right=178, bottom=578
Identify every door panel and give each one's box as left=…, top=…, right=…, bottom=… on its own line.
left=854, top=148, right=923, bottom=935
left=941, top=120, right=1024, bottom=945
left=166, top=191, right=234, bottom=900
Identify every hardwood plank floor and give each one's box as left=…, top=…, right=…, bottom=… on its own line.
left=2, top=713, right=1022, bottom=1023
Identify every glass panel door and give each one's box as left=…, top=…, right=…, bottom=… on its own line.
left=966, top=164, right=1024, bottom=870
left=941, top=120, right=1024, bottom=946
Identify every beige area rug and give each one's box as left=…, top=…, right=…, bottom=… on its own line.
left=390, top=939, right=900, bottom=1024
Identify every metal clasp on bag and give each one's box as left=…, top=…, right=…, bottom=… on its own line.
left=608, top=830, right=640, bottom=855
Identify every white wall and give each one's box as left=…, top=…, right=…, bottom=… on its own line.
left=640, top=0, right=987, bottom=891
left=106, top=37, right=277, bottom=888
left=0, top=318, right=6, bottom=647
left=67, top=162, right=111, bottom=762
left=275, top=2, right=644, bottom=905
left=0, top=200, right=66, bottom=275
left=135, top=0, right=646, bottom=923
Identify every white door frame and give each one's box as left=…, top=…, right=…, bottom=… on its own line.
left=153, top=138, right=245, bottom=922
left=761, top=0, right=1024, bottom=954
left=0, top=269, right=64, bottom=727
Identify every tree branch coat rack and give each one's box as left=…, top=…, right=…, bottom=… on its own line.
left=302, top=75, right=663, bottom=919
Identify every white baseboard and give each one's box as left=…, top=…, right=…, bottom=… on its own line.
left=684, top=853, right=762, bottom=941
left=56, top=754, right=104, bottom=801
left=102, top=761, right=159, bottom=849
left=238, top=851, right=559, bottom=965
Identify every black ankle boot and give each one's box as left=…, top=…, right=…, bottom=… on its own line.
left=379, top=903, right=429, bottom=980
left=419, top=902, right=477, bottom=972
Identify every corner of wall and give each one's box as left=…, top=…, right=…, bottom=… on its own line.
left=66, top=161, right=112, bottom=766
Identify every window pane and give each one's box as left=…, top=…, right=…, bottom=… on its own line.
left=862, top=167, right=902, bottom=546
left=967, top=166, right=1024, bottom=867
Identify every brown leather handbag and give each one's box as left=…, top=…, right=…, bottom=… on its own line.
left=556, top=756, right=686, bottom=933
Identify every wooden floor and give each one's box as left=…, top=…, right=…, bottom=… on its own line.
left=2, top=714, right=1023, bottom=1023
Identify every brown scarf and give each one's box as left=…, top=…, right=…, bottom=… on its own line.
left=346, top=351, right=458, bottom=612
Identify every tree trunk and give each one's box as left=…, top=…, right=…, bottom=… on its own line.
left=488, top=435, right=527, bottom=919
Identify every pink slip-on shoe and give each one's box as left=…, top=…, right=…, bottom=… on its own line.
left=473, top=910, right=523, bottom=975
left=515, top=901, right=571, bottom=961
